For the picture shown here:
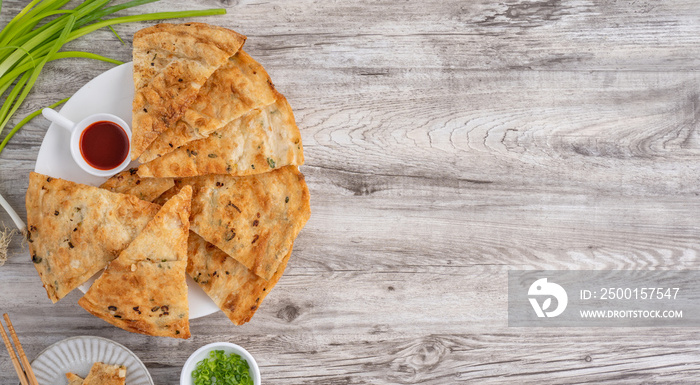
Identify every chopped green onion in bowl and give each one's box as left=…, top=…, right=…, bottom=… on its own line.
left=192, top=350, right=253, bottom=385
left=180, top=342, right=260, bottom=385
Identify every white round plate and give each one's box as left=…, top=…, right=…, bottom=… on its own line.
left=35, top=62, right=218, bottom=319
left=30, top=336, right=153, bottom=385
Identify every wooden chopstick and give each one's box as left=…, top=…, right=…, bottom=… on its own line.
left=0, top=314, right=38, bottom=385
left=3, top=314, right=39, bottom=385
left=0, top=316, right=29, bottom=385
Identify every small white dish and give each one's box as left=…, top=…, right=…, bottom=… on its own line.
left=180, top=342, right=261, bottom=385
left=41, top=108, right=131, bottom=177
left=29, top=335, right=153, bottom=385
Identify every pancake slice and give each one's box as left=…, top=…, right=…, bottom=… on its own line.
left=152, top=185, right=181, bottom=206
left=82, top=362, right=126, bottom=385
left=78, top=186, right=192, bottom=339
left=185, top=166, right=310, bottom=280
left=138, top=50, right=277, bottom=163
left=65, top=372, right=84, bottom=385
left=138, top=95, right=303, bottom=178
left=100, top=167, right=174, bottom=202
left=131, top=23, right=245, bottom=159
left=25, top=172, right=160, bottom=303
left=187, top=232, right=292, bottom=325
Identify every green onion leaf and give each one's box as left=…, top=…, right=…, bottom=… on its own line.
left=0, top=97, right=68, bottom=154
left=0, top=14, right=75, bottom=136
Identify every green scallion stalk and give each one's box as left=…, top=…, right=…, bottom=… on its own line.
left=0, top=71, right=30, bottom=127
left=0, top=9, right=74, bottom=46
left=0, top=51, right=121, bottom=92
left=0, top=14, right=75, bottom=134
left=0, top=96, right=68, bottom=153
left=0, top=0, right=43, bottom=43
left=0, top=0, right=226, bottom=158
left=80, top=0, right=160, bottom=26
left=0, top=0, right=73, bottom=43
left=0, top=0, right=108, bottom=76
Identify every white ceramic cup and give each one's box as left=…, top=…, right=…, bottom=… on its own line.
left=41, top=108, right=131, bottom=177
left=180, top=342, right=261, bottom=385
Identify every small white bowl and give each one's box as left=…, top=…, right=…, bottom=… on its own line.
left=42, top=107, right=132, bottom=177
left=180, top=342, right=261, bottom=385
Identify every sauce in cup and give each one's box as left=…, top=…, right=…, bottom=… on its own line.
left=79, top=121, right=129, bottom=170
left=41, top=108, right=132, bottom=177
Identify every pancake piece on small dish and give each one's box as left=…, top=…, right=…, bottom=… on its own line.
left=67, top=362, right=127, bottom=385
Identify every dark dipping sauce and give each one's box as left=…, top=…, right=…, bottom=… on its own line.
left=79, top=121, right=129, bottom=170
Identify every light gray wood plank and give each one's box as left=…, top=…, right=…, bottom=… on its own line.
left=1, top=0, right=700, bottom=384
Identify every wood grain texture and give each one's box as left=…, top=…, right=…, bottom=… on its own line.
left=1, top=0, right=700, bottom=383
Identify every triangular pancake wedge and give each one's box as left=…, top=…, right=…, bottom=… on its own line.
left=138, top=50, right=277, bottom=163
left=65, top=373, right=84, bottom=385
left=138, top=94, right=303, bottom=178
left=185, top=166, right=310, bottom=280
left=131, top=23, right=246, bottom=160
left=100, top=167, right=174, bottom=202
left=78, top=186, right=193, bottom=339
left=187, top=232, right=293, bottom=325
left=25, top=172, right=161, bottom=303
left=78, top=362, right=126, bottom=385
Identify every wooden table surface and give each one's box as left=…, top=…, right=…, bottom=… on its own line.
left=2, top=1, right=700, bottom=384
